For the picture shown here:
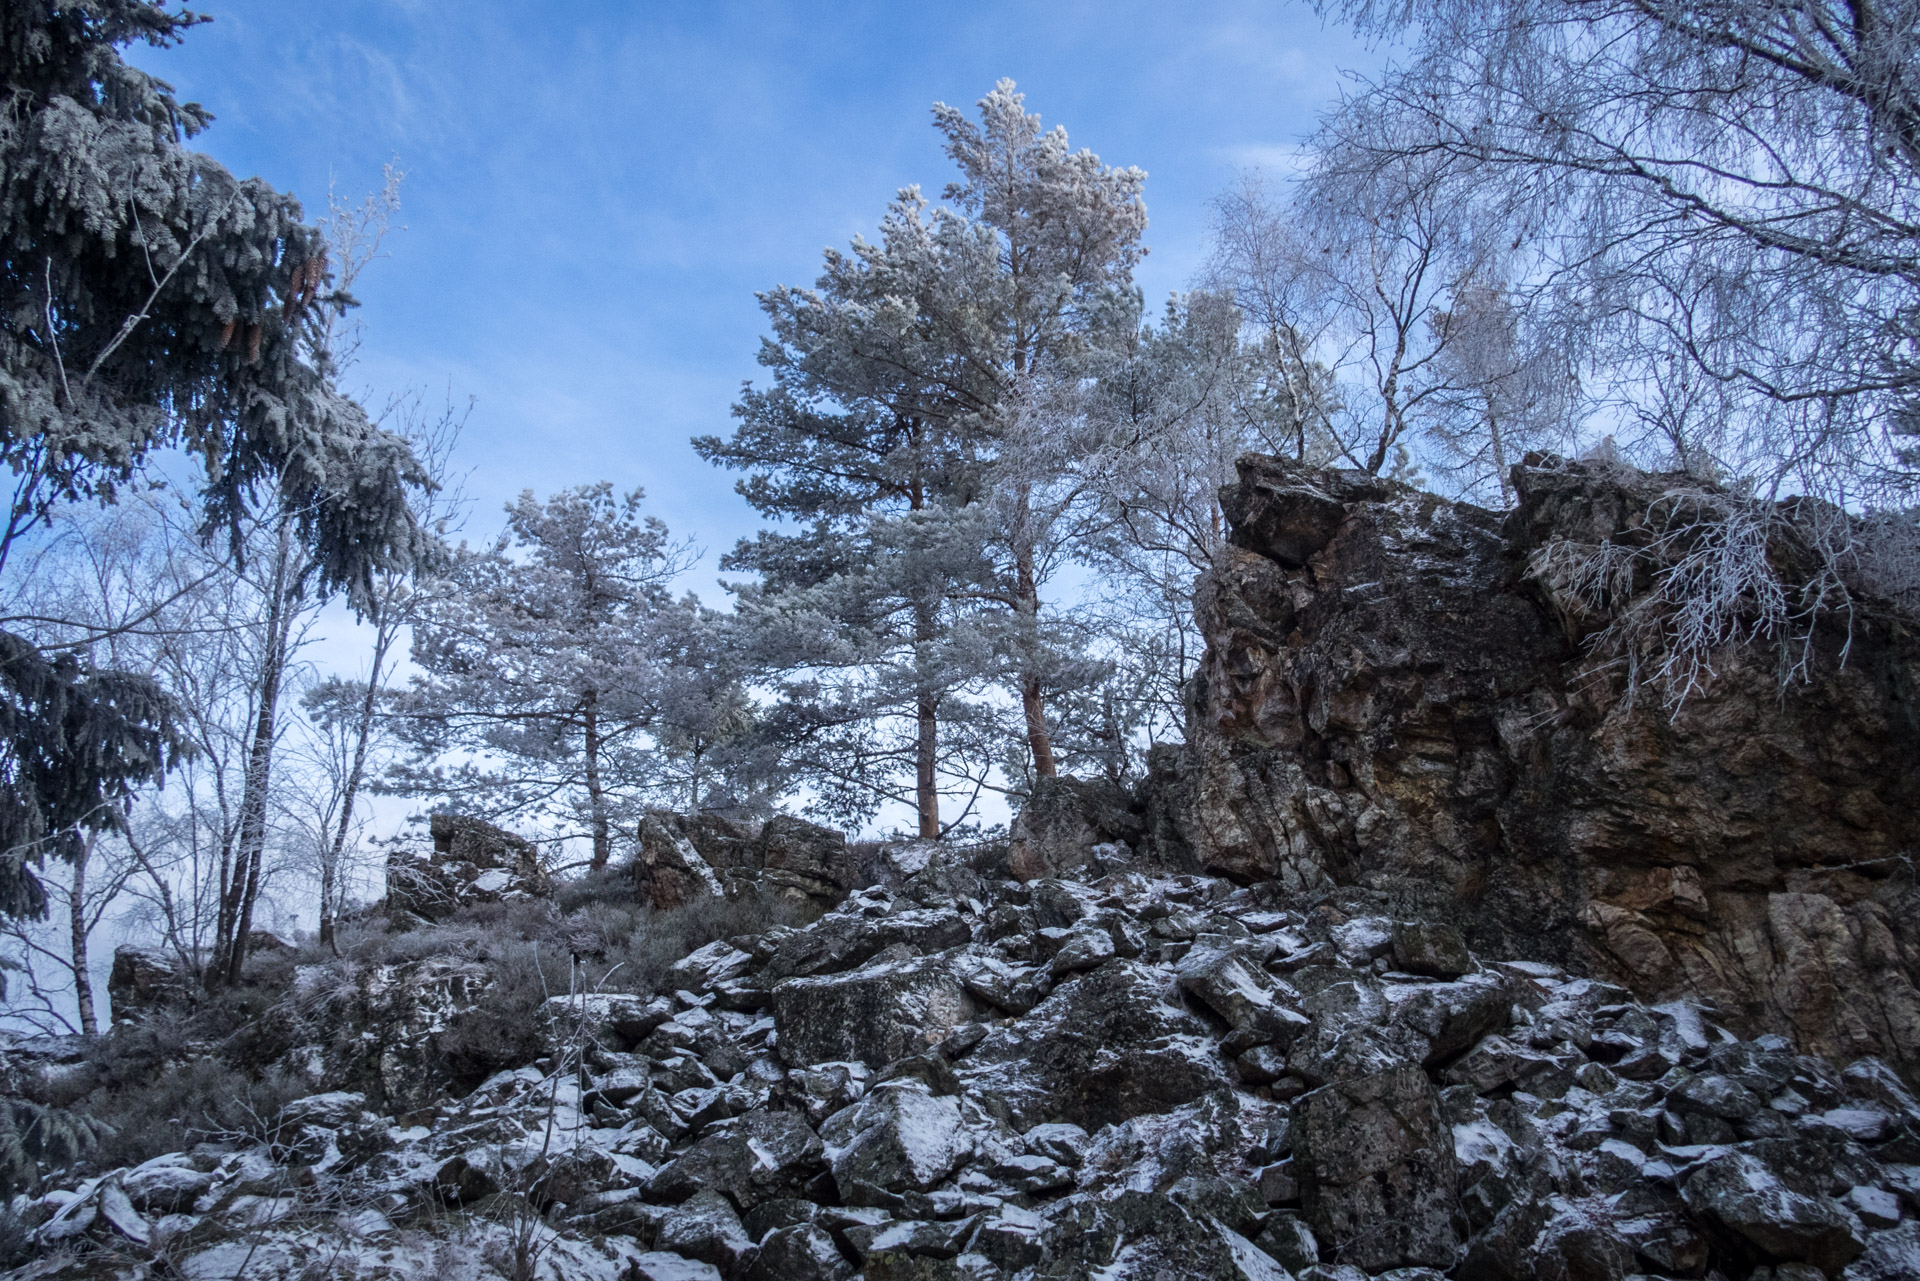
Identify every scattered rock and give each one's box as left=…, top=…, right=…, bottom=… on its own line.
left=106, top=945, right=191, bottom=1024
left=387, top=813, right=550, bottom=920
left=1681, top=1150, right=1866, bottom=1272
left=657, top=1190, right=755, bottom=1274
left=773, top=950, right=974, bottom=1068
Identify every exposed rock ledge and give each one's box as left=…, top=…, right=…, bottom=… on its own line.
left=1159, top=453, right=1920, bottom=1083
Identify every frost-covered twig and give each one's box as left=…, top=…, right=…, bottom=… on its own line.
left=1527, top=484, right=1856, bottom=709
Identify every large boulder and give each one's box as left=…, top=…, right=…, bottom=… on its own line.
left=959, top=958, right=1233, bottom=1130
left=107, top=945, right=191, bottom=1024
left=636, top=810, right=726, bottom=910
left=821, top=1079, right=971, bottom=1203
left=386, top=813, right=550, bottom=920
left=1007, top=775, right=1147, bottom=881
left=1680, top=1150, right=1866, bottom=1273
left=636, top=810, right=856, bottom=911
left=431, top=812, right=541, bottom=870
left=1175, top=944, right=1311, bottom=1052
left=648, top=1109, right=826, bottom=1208
left=771, top=950, right=975, bottom=1068
left=1292, top=1063, right=1461, bottom=1272
left=762, top=906, right=972, bottom=983
left=758, top=814, right=857, bottom=901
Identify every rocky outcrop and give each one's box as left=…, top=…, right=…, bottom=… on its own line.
left=636, top=810, right=857, bottom=911
left=1006, top=775, right=1146, bottom=882
left=23, top=857, right=1920, bottom=1279
left=106, top=944, right=193, bottom=1024
left=386, top=813, right=552, bottom=921
left=1168, top=453, right=1920, bottom=1083
left=23, top=455, right=1920, bottom=1280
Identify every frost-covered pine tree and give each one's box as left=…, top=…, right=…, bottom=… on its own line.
left=927, top=82, right=1147, bottom=779
left=701, top=81, right=1146, bottom=827
left=390, top=485, right=694, bottom=869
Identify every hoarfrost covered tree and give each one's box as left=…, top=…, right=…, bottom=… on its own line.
left=1424, top=282, right=1577, bottom=504
left=1207, top=155, right=1501, bottom=487
left=299, top=395, right=465, bottom=947
left=1317, top=0, right=1920, bottom=496
left=931, top=83, right=1148, bottom=780
left=0, top=2, right=425, bottom=926
left=701, top=80, right=1146, bottom=828
left=2, top=489, right=327, bottom=997
left=1205, top=177, right=1347, bottom=463
left=1081, top=290, right=1341, bottom=739
left=1303, top=0, right=1920, bottom=700
left=391, top=485, right=695, bottom=869
left=0, top=499, right=194, bottom=1029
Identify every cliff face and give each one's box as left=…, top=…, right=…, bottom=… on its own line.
left=1172, top=453, right=1920, bottom=1080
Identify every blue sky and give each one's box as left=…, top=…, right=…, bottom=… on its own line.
left=128, top=1, right=1375, bottom=582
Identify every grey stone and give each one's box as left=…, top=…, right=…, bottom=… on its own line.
left=637, top=810, right=725, bottom=909
left=667, top=940, right=756, bottom=994
left=823, top=1080, right=970, bottom=1203
left=121, top=1160, right=214, bottom=1215
left=1294, top=1064, right=1461, bottom=1272
left=1840, top=1221, right=1920, bottom=1281
left=743, top=1223, right=853, bottom=1281
left=628, top=1255, right=723, bottom=1281
left=772, top=950, right=975, bottom=1068
left=1681, top=1150, right=1866, bottom=1272
left=276, top=1091, right=367, bottom=1130
left=657, top=1190, right=755, bottom=1274
left=1391, top=921, right=1473, bottom=980
left=1049, top=926, right=1116, bottom=976
left=649, top=1109, right=825, bottom=1208
left=107, top=945, right=192, bottom=1023
left=763, top=908, right=972, bottom=983
left=1022, top=1122, right=1089, bottom=1168
left=1177, top=945, right=1312, bottom=1052
left=1254, top=1211, right=1318, bottom=1270
left=759, top=815, right=856, bottom=897
left=1667, top=1071, right=1764, bottom=1121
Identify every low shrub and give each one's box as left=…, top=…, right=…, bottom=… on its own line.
left=81, top=1059, right=309, bottom=1169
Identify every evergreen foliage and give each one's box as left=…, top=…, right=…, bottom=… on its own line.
left=0, top=0, right=425, bottom=600
left=699, top=80, right=1149, bottom=832
left=391, top=485, right=728, bottom=866
left=0, top=2, right=427, bottom=930
left=0, top=630, right=180, bottom=923
left=0, top=1097, right=106, bottom=1197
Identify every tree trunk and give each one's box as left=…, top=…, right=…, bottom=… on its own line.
left=317, top=847, right=337, bottom=950
left=582, top=692, right=610, bottom=868
left=1013, top=507, right=1057, bottom=779
left=69, top=836, right=96, bottom=1036
left=1365, top=324, right=1413, bottom=476
left=916, top=689, right=940, bottom=839
left=214, top=521, right=293, bottom=989
left=321, top=620, right=394, bottom=948
left=1021, top=672, right=1057, bottom=778
left=908, top=461, right=943, bottom=840
left=1487, top=408, right=1513, bottom=506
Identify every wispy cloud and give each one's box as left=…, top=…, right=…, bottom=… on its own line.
left=1213, top=141, right=1317, bottom=177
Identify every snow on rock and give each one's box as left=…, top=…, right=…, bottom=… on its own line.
left=19, top=850, right=1920, bottom=1279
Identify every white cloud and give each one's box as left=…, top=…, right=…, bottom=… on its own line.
left=1213, top=141, right=1317, bottom=177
